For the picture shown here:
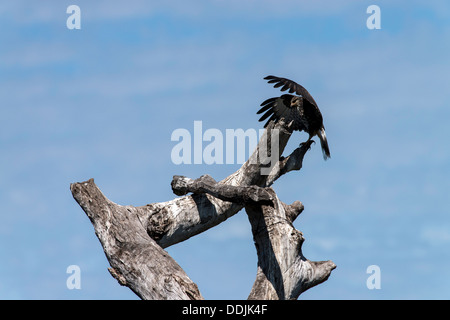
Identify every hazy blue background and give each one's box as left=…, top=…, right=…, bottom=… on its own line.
left=1, top=0, right=449, bottom=299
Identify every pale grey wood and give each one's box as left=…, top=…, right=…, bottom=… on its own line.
left=245, top=188, right=336, bottom=299
left=70, top=179, right=203, bottom=300
left=70, top=119, right=335, bottom=300
left=171, top=174, right=274, bottom=203
left=169, top=174, right=336, bottom=299
left=147, top=121, right=313, bottom=248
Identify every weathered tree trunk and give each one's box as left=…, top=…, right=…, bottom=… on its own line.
left=245, top=189, right=336, bottom=299
left=70, top=179, right=203, bottom=300
left=70, top=120, right=336, bottom=300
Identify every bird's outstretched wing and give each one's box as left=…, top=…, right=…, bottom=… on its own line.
left=264, top=75, right=317, bottom=107
left=257, top=95, right=306, bottom=131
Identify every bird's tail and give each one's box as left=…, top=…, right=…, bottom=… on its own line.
left=318, top=127, right=331, bottom=160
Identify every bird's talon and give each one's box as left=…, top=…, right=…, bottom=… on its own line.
left=300, top=140, right=315, bottom=150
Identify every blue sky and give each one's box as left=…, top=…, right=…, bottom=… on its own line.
left=1, top=0, right=449, bottom=299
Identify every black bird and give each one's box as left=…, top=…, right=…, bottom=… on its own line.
left=257, top=75, right=331, bottom=160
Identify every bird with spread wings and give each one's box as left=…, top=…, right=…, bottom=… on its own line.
left=257, top=75, right=331, bottom=160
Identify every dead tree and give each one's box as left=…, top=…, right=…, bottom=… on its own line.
left=70, top=120, right=336, bottom=300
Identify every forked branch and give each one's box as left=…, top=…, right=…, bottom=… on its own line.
left=170, top=175, right=336, bottom=299
left=70, top=120, right=335, bottom=300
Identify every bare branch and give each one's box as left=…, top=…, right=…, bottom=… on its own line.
left=146, top=120, right=305, bottom=248
left=171, top=174, right=273, bottom=204
left=265, top=139, right=314, bottom=187
left=168, top=176, right=336, bottom=299
left=69, top=118, right=335, bottom=300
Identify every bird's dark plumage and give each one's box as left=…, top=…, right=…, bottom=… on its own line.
left=257, top=75, right=331, bottom=160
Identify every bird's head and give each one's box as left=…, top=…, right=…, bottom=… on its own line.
left=290, top=96, right=301, bottom=108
